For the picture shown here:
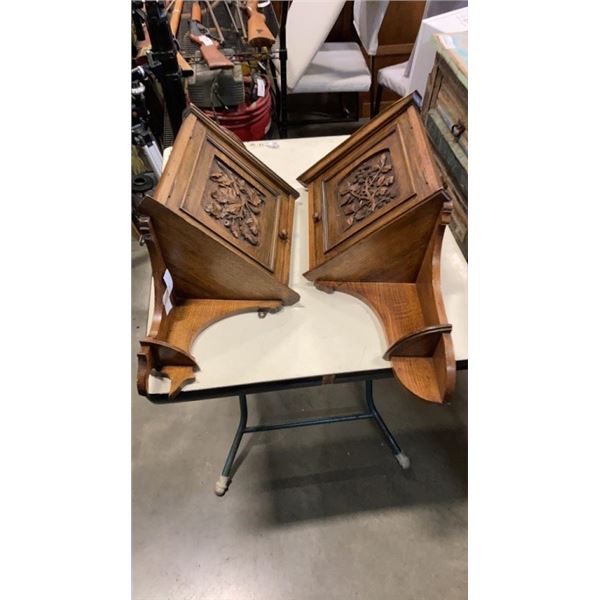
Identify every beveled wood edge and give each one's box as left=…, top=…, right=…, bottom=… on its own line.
left=383, top=324, right=452, bottom=360
left=296, top=93, right=420, bottom=186
left=137, top=346, right=152, bottom=396
left=184, top=104, right=300, bottom=199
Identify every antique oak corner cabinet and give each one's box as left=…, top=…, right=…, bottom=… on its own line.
left=298, top=94, right=455, bottom=404
left=136, top=105, right=300, bottom=398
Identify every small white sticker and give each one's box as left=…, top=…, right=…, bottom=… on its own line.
left=256, top=77, right=266, bottom=97
left=199, top=34, right=213, bottom=46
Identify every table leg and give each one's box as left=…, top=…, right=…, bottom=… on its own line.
left=214, top=380, right=411, bottom=496
left=215, top=394, right=248, bottom=496
left=365, top=380, right=411, bottom=469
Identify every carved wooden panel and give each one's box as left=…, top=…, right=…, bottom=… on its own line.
left=319, top=123, right=417, bottom=255
left=203, top=159, right=265, bottom=247
left=147, top=104, right=298, bottom=295
left=338, top=151, right=397, bottom=231
left=177, top=133, right=282, bottom=272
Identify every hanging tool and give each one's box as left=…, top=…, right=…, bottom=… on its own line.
left=190, top=2, right=234, bottom=69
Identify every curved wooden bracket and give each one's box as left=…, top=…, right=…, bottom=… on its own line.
left=300, top=98, right=456, bottom=404
left=134, top=213, right=285, bottom=398
left=312, top=196, right=455, bottom=405
left=139, top=338, right=198, bottom=367
left=390, top=332, right=455, bottom=404
left=134, top=214, right=173, bottom=339
left=137, top=298, right=283, bottom=398
left=383, top=324, right=452, bottom=359
left=315, top=278, right=454, bottom=403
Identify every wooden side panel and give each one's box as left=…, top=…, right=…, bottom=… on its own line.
left=139, top=195, right=299, bottom=305
left=416, top=196, right=452, bottom=326
left=155, top=116, right=206, bottom=206
left=305, top=193, right=443, bottom=284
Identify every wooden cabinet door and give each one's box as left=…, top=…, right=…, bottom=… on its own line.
left=178, top=139, right=284, bottom=273
left=320, top=131, right=417, bottom=255
left=155, top=108, right=296, bottom=282
left=307, top=104, right=440, bottom=267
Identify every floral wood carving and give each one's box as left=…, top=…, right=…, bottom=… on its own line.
left=204, top=159, right=265, bottom=246
left=338, top=152, right=396, bottom=230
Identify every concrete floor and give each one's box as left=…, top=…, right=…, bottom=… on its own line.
left=132, top=240, right=468, bottom=600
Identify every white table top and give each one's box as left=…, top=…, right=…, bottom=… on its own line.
left=147, top=136, right=467, bottom=394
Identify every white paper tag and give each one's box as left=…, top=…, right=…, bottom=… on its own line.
left=198, top=34, right=213, bottom=46
left=256, top=78, right=266, bottom=97
left=162, top=269, right=174, bottom=315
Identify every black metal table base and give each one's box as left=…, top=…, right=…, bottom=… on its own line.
left=214, top=379, right=410, bottom=496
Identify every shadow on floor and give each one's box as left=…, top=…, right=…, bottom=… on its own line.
left=226, top=422, right=466, bottom=527
left=199, top=377, right=468, bottom=528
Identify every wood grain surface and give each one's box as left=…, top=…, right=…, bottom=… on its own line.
left=302, top=96, right=455, bottom=403
left=135, top=107, right=299, bottom=397
left=138, top=298, right=282, bottom=397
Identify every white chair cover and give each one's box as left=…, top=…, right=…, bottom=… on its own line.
left=292, top=42, right=371, bottom=93
left=377, top=61, right=410, bottom=96
left=352, top=0, right=390, bottom=57
left=284, top=0, right=346, bottom=91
